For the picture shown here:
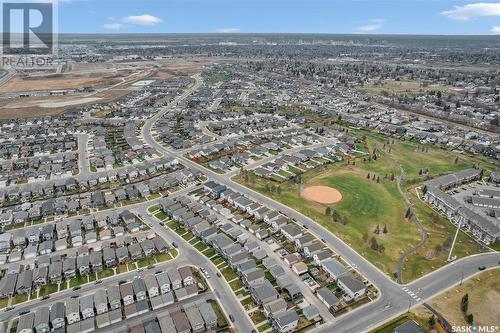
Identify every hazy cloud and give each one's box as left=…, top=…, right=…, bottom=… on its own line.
left=122, top=14, right=162, bottom=26
left=441, top=3, right=500, bottom=21
left=355, top=19, right=385, bottom=33
left=215, top=27, right=240, bottom=33
left=101, top=23, right=125, bottom=30
left=492, top=25, right=500, bottom=33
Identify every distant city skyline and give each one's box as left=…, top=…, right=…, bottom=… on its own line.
left=53, top=0, right=500, bottom=35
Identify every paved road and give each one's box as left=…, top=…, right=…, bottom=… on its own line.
left=77, top=133, right=91, bottom=176
left=141, top=74, right=500, bottom=333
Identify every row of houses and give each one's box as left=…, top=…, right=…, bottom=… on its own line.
left=0, top=235, right=169, bottom=297
left=15, top=272, right=215, bottom=333
left=0, top=210, right=143, bottom=257
left=0, top=168, right=201, bottom=228
left=423, top=168, right=500, bottom=244
left=0, top=153, right=79, bottom=187
left=0, top=156, right=179, bottom=205
left=159, top=194, right=306, bottom=333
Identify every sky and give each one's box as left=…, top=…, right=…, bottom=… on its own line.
left=53, top=0, right=500, bottom=35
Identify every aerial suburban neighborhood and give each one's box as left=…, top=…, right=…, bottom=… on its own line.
left=0, top=1, right=498, bottom=333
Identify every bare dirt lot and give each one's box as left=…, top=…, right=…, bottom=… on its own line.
left=0, top=58, right=212, bottom=119
left=413, top=269, right=500, bottom=327
left=301, top=185, right=343, bottom=204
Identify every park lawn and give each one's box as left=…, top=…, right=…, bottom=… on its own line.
left=417, top=269, right=500, bottom=327
left=235, top=128, right=495, bottom=281
left=98, top=268, right=115, bottom=279
left=400, top=187, right=485, bottom=282
left=237, top=166, right=419, bottom=277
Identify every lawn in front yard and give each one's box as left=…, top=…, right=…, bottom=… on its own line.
left=97, top=268, right=115, bottom=279
left=221, top=267, right=238, bottom=281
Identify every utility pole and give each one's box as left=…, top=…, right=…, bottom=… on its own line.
left=447, top=219, right=463, bottom=262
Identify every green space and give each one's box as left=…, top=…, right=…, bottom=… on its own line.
left=138, top=256, right=156, bottom=268
left=117, top=264, right=128, bottom=274
left=11, top=294, right=28, bottom=305
left=194, top=242, right=208, bottom=252
left=240, top=297, right=254, bottom=306
left=234, top=128, right=492, bottom=281
left=203, top=248, right=216, bottom=258
left=98, top=268, right=115, bottom=279
left=148, top=205, right=160, bottom=213
left=154, top=211, right=168, bottom=221
left=39, top=283, right=58, bottom=296
left=250, top=310, right=267, bottom=325
left=220, top=267, right=238, bottom=281
left=258, top=323, right=271, bottom=332
left=369, top=313, right=430, bottom=333
left=69, top=275, right=87, bottom=288
left=0, top=297, right=8, bottom=309
left=230, top=279, right=244, bottom=291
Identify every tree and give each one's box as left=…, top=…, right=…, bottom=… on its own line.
left=428, top=315, right=436, bottom=329
left=378, top=243, right=385, bottom=253
left=325, top=207, right=332, bottom=216
left=374, top=224, right=380, bottom=234
left=377, top=176, right=380, bottom=183
left=370, top=237, right=379, bottom=251
left=454, top=156, right=459, bottom=165
left=362, top=231, right=369, bottom=242
left=461, top=293, right=469, bottom=314
left=367, top=173, right=371, bottom=179
left=383, top=224, right=388, bottom=234
left=466, top=313, right=474, bottom=325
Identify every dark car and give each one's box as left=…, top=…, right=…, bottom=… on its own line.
left=41, top=295, right=50, bottom=301
left=73, top=286, right=81, bottom=291
left=95, top=280, right=103, bottom=285
left=172, top=242, right=178, bottom=248
left=147, top=265, right=155, bottom=270
left=4, top=306, right=15, bottom=312
left=216, top=272, right=221, bottom=278
left=229, top=314, right=235, bottom=323
left=19, top=310, right=30, bottom=315
left=478, top=266, right=486, bottom=271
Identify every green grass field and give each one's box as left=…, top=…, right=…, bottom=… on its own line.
left=235, top=129, right=492, bottom=281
